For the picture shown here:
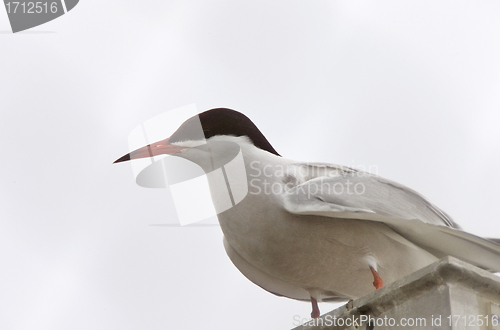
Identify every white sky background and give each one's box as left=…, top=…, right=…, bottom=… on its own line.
left=1, top=1, right=500, bottom=329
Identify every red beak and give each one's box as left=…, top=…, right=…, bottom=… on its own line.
left=113, top=138, right=187, bottom=164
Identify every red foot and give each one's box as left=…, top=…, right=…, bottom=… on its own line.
left=310, top=297, right=320, bottom=318
left=370, top=266, right=383, bottom=289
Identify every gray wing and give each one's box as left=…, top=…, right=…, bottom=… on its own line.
left=488, top=238, right=500, bottom=245
left=282, top=164, right=500, bottom=272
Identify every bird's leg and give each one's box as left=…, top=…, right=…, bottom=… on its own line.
left=369, top=266, right=383, bottom=289
left=310, top=297, right=320, bottom=318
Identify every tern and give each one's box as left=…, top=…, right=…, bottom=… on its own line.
left=115, top=108, right=500, bottom=318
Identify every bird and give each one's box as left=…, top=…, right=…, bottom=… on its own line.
left=114, top=108, right=500, bottom=318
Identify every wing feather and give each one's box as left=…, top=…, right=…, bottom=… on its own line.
left=282, top=164, right=500, bottom=272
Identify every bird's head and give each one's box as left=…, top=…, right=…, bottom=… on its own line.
left=113, top=108, right=280, bottom=171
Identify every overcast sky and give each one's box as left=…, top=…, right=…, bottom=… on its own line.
left=1, top=1, right=500, bottom=329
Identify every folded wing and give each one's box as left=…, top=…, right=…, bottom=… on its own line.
left=282, top=164, right=500, bottom=272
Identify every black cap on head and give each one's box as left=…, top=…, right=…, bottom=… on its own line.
left=169, top=108, right=280, bottom=156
